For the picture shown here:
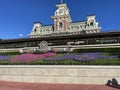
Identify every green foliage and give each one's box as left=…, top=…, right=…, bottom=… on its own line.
left=32, top=51, right=46, bottom=54
left=4, top=58, right=119, bottom=65
left=0, top=60, right=9, bottom=65
left=55, top=51, right=68, bottom=54
left=0, top=52, right=20, bottom=55
left=72, top=48, right=120, bottom=54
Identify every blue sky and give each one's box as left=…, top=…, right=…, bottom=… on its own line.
left=0, top=0, right=120, bottom=39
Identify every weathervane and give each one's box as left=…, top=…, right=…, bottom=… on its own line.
left=60, top=0, right=63, bottom=3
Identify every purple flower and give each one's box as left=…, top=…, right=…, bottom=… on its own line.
left=44, top=52, right=119, bottom=62
left=0, top=55, right=10, bottom=60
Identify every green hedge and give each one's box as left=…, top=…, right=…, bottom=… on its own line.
left=2, top=58, right=120, bottom=65
left=0, top=52, right=20, bottom=55
left=72, top=48, right=120, bottom=54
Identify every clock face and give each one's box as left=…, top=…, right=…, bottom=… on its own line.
left=40, top=41, right=48, bottom=49
left=59, top=9, right=64, bottom=15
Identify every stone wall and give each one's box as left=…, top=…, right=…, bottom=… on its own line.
left=0, top=65, right=120, bottom=84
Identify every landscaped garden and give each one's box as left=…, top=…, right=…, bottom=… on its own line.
left=0, top=48, right=120, bottom=65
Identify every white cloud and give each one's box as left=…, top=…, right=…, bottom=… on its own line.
left=19, top=34, right=23, bottom=37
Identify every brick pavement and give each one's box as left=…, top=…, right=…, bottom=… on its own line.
left=0, top=81, right=119, bottom=90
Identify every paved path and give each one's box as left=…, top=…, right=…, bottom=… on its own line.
left=0, top=81, right=119, bottom=90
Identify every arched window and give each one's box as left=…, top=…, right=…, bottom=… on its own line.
left=59, top=22, right=63, bottom=30
left=90, top=22, right=94, bottom=26
left=56, top=12, right=57, bottom=15
left=34, top=29, right=37, bottom=32
left=34, top=26, right=38, bottom=32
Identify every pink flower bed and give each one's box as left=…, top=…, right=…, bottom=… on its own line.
left=10, top=53, right=57, bottom=63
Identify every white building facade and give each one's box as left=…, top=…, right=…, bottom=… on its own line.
left=29, top=3, right=101, bottom=38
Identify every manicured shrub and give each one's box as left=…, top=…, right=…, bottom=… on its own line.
left=71, top=48, right=120, bottom=54
left=0, top=52, right=20, bottom=55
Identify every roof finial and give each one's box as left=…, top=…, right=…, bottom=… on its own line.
left=61, top=0, right=63, bottom=3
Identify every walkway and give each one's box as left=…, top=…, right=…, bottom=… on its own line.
left=0, top=81, right=119, bottom=90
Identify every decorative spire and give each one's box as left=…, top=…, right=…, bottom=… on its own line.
left=60, top=0, right=63, bottom=3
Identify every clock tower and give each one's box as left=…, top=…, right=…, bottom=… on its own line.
left=51, top=3, right=72, bottom=31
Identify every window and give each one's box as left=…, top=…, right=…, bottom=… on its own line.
left=48, top=30, right=50, bottom=32
left=77, top=26, right=79, bottom=29
left=34, top=26, right=38, bottom=32
left=80, top=25, right=82, bottom=29
left=90, top=22, right=94, bottom=26
left=34, top=29, right=36, bottom=32
left=71, top=26, right=74, bottom=30
left=59, top=22, right=63, bottom=30
left=68, top=27, right=70, bottom=30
